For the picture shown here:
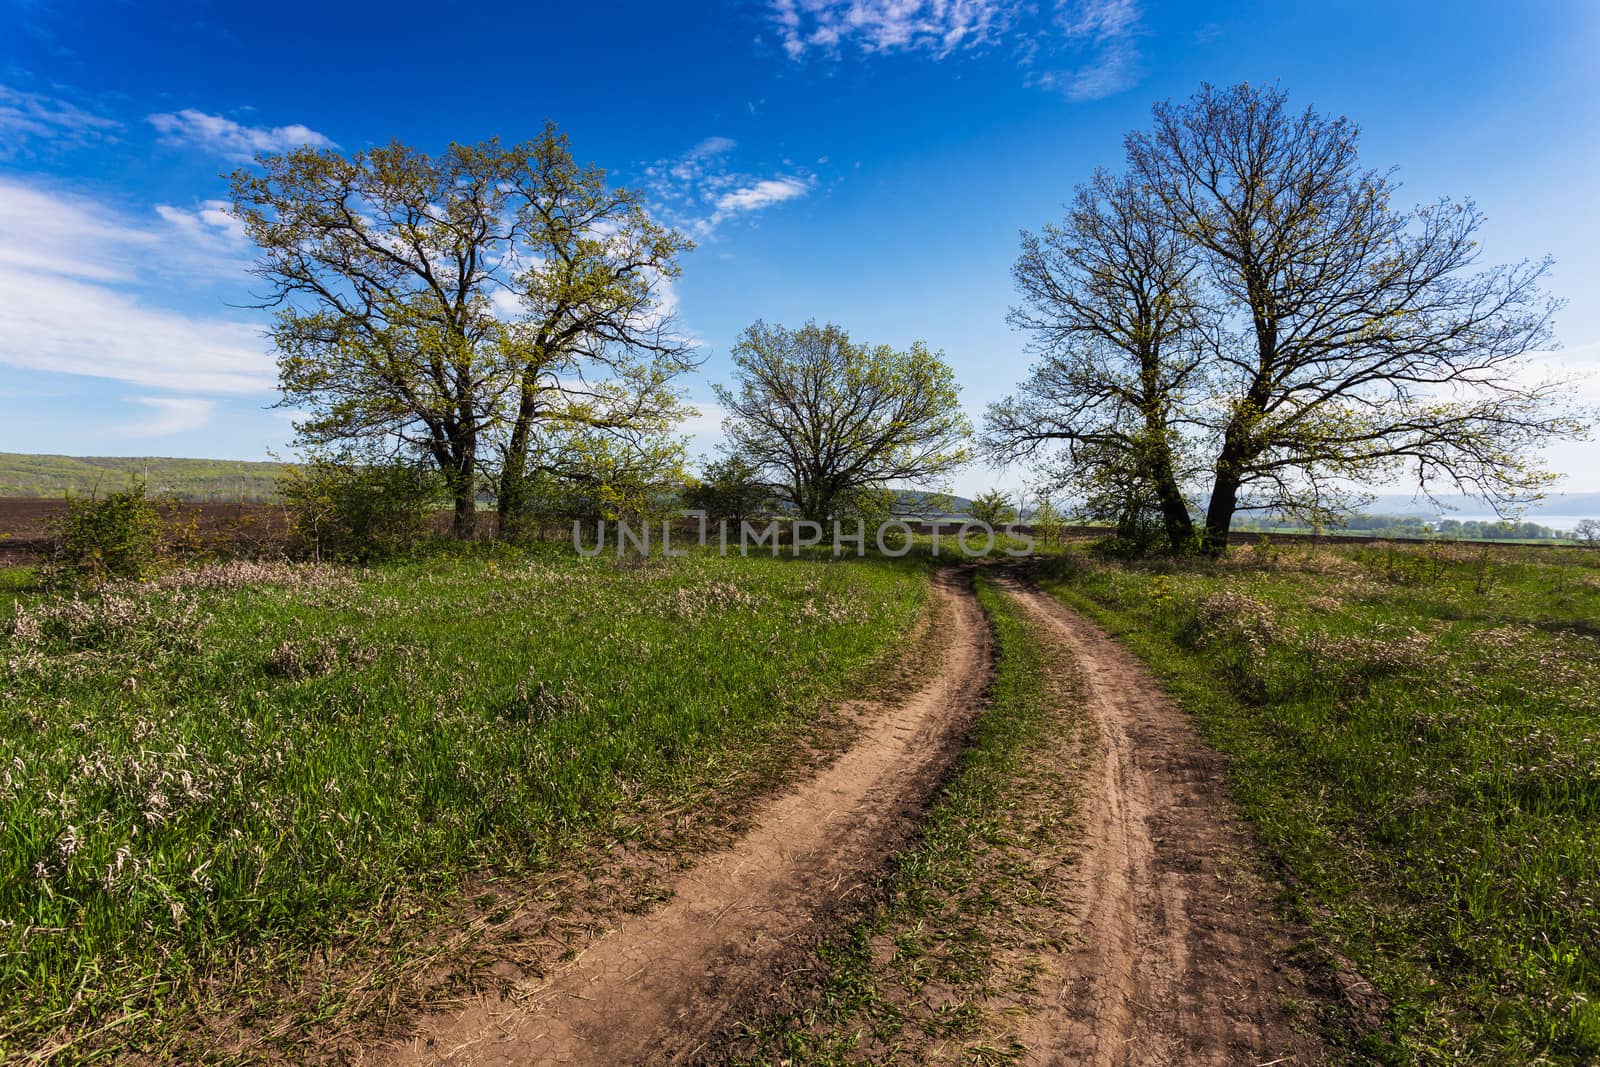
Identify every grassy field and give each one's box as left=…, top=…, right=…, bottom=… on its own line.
left=730, top=571, right=1087, bottom=1064
left=1036, top=539, right=1600, bottom=1064
left=0, top=548, right=930, bottom=1061
left=0, top=454, right=287, bottom=503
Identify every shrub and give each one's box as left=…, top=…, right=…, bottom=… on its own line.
left=968, top=489, right=1017, bottom=527
left=280, top=457, right=445, bottom=562
left=45, top=482, right=164, bottom=585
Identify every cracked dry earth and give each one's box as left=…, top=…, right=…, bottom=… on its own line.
left=376, top=568, right=1325, bottom=1066
left=377, top=569, right=991, bottom=1066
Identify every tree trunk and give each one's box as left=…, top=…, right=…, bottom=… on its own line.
left=497, top=446, right=529, bottom=541
left=1202, top=469, right=1238, bottom=556
left=1153, top=477, right=1195, bottom=552
left=1142, top=445, right=1195, bottom=553
left=497, top=375, right=539, bottom=541
left=429, top=436, right=478, bottom=541
left=453, top=487, right=476, bottom=540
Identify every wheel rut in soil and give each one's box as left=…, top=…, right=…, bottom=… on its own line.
left=379, top=567, right=991, bottom=1066
left=998, top=575, right=1324, bottom=1067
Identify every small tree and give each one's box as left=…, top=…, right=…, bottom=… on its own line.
left=684, top=456, right=773, bottom=530
left=969, top=490, right=1017, bottom=527
left=1575, top=519, right=1600, bottom=548
left=1031, top=488, right=1064, bottom=546
left=524, top=423, right=689, bottom=529
left=46, top=482, right=164, bottom=585
left=715, top=320, right=972, bottom=524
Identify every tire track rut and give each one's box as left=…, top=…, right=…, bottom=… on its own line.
left=998, top=575, right=1323, bottom=1066
left=379, top=568, right=991, bottom=1066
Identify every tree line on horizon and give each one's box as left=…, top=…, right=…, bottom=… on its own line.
left=227, top=82, right=1589, bottom=556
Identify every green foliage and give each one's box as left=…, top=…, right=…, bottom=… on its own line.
left=716, top=320, right=972, bottom=524
left=279, top=456, right=445, bottom=561
left=1038, top=542, right=1600, bottom=1062
left=0, top=550, right=928, bottom=1060
left=683, top=455, right=773, bottom=527
left=44, top=482, right=164, bottom=585
left=967, top=489, right=1017, bottom=527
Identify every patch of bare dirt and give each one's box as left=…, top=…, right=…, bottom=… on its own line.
left=372, top=568, right=992, bottom=1066
left=997, top=574, right=1326, bottom=1067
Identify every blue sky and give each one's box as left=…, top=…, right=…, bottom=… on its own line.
left=2, top=0, right=1597, bottom=498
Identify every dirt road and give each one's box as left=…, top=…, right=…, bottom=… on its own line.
left=378, top=567, right=1323, bottom=1066
left=1000, top=575, right=1322, bottom=1066
left=379, top=568, right=991, bottom=1066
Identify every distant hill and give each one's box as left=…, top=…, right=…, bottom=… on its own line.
left=1362, top=491, right=1600, bottom=520
left=0, top=453, right=288, bottom=503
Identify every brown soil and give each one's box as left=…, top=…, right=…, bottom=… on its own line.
left=0, top=497, right=290, bottom=563
left=997, top=573, right=1325, bottom=1066
left=374, top=567, right=992, bottom=1066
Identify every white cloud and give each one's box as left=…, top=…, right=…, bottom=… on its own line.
left=1049, top=0, right=1144, bottom=101
left=0, top=269, right=275, bottom=393
left=713, top=177, right=812, bottom=215
left=0, top=177, right=275, bottom=395
left=0, top=83, right=121, bottom=158
left=154, top=200, right=249, bottom=246
left=680, top=400, right=730, bottom=459
left=122, top=396, right=217, bottom=437
left=769, top=0, right=1145, bottom=101
left=688, top=136, right=737, bottom=159
left=147, top=108, right=336, bottom=162
left=1032, top=36, right=1141, bottom=101
left=641, top=139, right=818, bottom=237
left=771, top=0, right=1018, bottom=59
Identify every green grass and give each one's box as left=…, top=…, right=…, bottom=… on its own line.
left=0, top=547, right=930, bottom=1062
left=0, top=453, right=288, bottom=503
left=1034, top=539, right=1600, bottom=1065
left=730, top=570, right=1085, bottom=1065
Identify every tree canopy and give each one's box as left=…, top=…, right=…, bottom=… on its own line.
left=986, top=82, right=1585, bottom=554
left=229, top=126, right=696, bottom=539
left=715, top=320, right=972, bottom=525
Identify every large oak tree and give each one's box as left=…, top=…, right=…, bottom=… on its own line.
left=229, top=128, right=694, bottom=540
left=988, top=83, right=1583, bottom=553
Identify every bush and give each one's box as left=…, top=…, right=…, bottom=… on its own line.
left=45, top=482, right=165, bottom=585
left=280, top=457, right=445, bottom=562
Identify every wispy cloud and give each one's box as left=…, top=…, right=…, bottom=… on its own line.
left=771, top=0, right=1019, bottom=59
left=0, top=82, right=121, bottom=158
left=767, top=0, right=1145, bottom=101
left=713, top=177, right=812, bottom=217
left=147, top=108, right=336, bottom=162
left=640, top=138, right=817, bottom=237
left=154, top=200, right=248, bottom=246
left=122, top=396, right=217, bottom=437
left=1048, top=0, right=1144, bottom=101
left=0, top=177, right=274, bottom=394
